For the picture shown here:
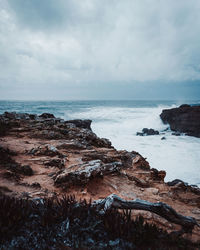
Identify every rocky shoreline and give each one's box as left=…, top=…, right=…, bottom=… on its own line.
left=0, top=112, right=200, bottom=248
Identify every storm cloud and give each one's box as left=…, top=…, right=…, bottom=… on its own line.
left=0, top=0, right=200, bottom=99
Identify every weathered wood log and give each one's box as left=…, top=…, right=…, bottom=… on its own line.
left=92, top=194, right=200, bottom=232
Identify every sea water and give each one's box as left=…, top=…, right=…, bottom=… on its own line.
left=0, top=100, right=200, bottom=186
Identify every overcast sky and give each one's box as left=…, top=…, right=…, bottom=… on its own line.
left=0, top=0, right=200, bottom=100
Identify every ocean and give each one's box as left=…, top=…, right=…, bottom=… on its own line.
left=1, top=100, right=200, bottom=187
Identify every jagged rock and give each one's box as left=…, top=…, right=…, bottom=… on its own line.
left=3, top=112, right=30, bottom=120
left=57, top=140, right=87, bottom=150
left=82, top=151, right=119, bottom=163
left=29, top=145, right=62, bottom=157
left=34, top=130, right=64, bottom=140
left=1, top=111, right=200, bottom=242
left=119, top=151, right=138, bottom=168
left=39, top=113, right=55, bottom=119
left=65, top=119, right=92, bottom=130
left=29, top=114, right=37, bottom=120
left=160, top=104, right=200, bottom=138
left=137, top=128, right=159, bottom=136
left=67, top=128, right=112, bottom=148
left=54, top=160, right=122, bottom=187
left=150, top=168, right=166, bottom=182
left=44, top=158, right=66, bottom=169
left=132, top=155, right=150, bottom=170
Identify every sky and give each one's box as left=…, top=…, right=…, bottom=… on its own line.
left=0, top=0, right=200, bottom=100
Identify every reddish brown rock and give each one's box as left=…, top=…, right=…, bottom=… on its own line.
left=0, top=112, right=199, bottom=241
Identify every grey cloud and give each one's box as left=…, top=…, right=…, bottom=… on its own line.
left=0, top=0, right=200, bottom=100
left=7, top=0, right=67, bottom=30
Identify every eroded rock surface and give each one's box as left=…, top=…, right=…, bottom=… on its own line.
left=0, top=111, right=200, bottom=242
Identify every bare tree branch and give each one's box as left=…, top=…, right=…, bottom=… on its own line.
left=92, top=194, right=200, bottom=232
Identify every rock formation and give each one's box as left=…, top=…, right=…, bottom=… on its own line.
left=160, top=104, right=200, bottom=138
left=136, top=128, right=159, bottom=136
left=0, top=111, right=200, bottom=248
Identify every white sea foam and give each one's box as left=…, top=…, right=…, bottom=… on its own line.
left=65, top=105, right=200, bottom=187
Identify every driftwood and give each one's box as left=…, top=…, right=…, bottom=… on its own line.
left=92, top=194, right=200, bottom=232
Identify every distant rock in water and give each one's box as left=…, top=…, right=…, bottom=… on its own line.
left=172, top=132, right=181, bottom=136
left=137, top=128, right=159, bottom=136
left=160, top=104, right=200, bottom=138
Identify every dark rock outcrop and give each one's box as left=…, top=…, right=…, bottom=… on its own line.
left=39, top=113, right=55, bottom=119
left=65, top=119, right=92, bottom=130
left=160, top=104, right=200, bottom=138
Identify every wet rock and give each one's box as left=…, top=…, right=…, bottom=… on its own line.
left=137, top=128, right=159, bottom=136
left=54, top=160, right=122, bottom=187
left=167, top=179, right=185, bottom=186
left=160, top=104, right=200, bottom=138
left=172, top=132, right=181, bottom=136
left=136, top=132, right=144, bottom=136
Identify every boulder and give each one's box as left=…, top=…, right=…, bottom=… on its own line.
left=160, top=104, right=200, bottom=138
left=54, top=160, right=122, bottom=187
left=137, top=128, right=159, bottom=136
